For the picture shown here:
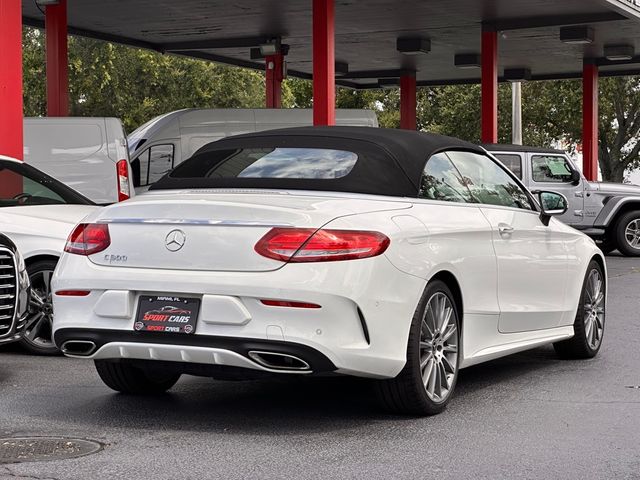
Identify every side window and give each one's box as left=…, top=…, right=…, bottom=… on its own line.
left=531, top=155, right=573, bottom=183
left=446, top=151, right=533, bottom=211
left=418, top=153, right=474, bottom=203
left=22, top=177, right=64, bottom=203
left=493, top=153, right=522, bottom=179
left=148, top=144, right=175, bottom=184
left=132, top=144, right=174, bottom=187
left=132, top=149, right=150, bottom=187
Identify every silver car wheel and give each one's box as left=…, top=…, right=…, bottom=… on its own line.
left=624, top=219, right=640, bottom=249
left=23, top=269, right=55, bottom=350
left=419, top=292, right=458, bottom=403
left=583, top=268, right=605, bottom=350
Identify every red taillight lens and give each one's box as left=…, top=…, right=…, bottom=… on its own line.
left=116, top=159, right=130, bottom=202
left=64, top=223, right=111, bottom=256
left=255, top=228, right=390, bottom=263
left=55, top=290, right=91, bottom=296
left=260, top=299, right=321, bottom=309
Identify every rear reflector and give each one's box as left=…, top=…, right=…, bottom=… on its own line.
left=255, top=228, right=390, bottom=263
left=64, top=223, right=111, bottom=256
left=260, top=299, right=321, bottom=309
left=116, top=159, right=131, bottom=202
left=55, top=290, right=91, bottom=296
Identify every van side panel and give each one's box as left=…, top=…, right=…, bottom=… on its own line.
left=179, top=109, right=256, bottom=161
left=24, top=118, right=120, bottom=203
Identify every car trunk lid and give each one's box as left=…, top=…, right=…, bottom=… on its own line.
left=88, top=191, right=410, bottom=272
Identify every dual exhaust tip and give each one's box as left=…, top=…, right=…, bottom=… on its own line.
left=60, top=340, right=97, bottom=357
left=61, top=341, right=311, bottom=372
left=248, top=351, right=311, bottom=371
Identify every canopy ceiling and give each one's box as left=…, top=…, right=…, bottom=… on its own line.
left=22, top=0, right=640, bottom=88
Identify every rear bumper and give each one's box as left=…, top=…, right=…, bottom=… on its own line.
left=54, top=328, right=336, bottom=374
left=51, top=254, right=426, bottom=378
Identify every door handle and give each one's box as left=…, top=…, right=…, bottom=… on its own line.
left=498, top=223, right=514, bottom=235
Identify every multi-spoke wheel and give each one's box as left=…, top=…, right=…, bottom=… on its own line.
left=376, top=280, right=461, bottom=416
left=614, top=210, right=640, bottom=257
left=419, top=292, right=459, bottom=403
left=554, top=260, right=605, bottom=359
left=19, top=259, right=60, bottom=355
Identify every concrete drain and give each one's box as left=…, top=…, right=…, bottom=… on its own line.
left=0, top=437, right=102, bottom=464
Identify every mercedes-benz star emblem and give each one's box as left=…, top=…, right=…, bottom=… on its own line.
left=165, top=229, right=186, bottom=252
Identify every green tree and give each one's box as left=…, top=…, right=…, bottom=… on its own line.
left=23, top=27, right=266, bottom=132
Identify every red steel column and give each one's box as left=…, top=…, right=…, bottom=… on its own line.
left=265, top=53, right=284, bottom=108
left=481, top=28, right=498, bottom=143
left=400, top=74, right=417, bottom=130
left=582, top=60, right=599, bottom=181
left=312, top=0, right=335, bottom=125
left=0, top=0, right=23, bottom=197
left=0, top=0, right=23, bottom=161
left=46, top=0, right=69, bottom=116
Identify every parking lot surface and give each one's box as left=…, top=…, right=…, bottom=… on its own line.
left=1, top=254, right=639, bottom=480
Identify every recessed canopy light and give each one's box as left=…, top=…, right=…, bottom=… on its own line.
left=560, top=26, right=594, bottom=45
left=604, top=44, right=635, bottom=61
left=504, top=68, right=532, bottom=82
left=454, top=54, right=481, bottom=69
left=397, top=38, right=431, bottom=55
left=259, top=40, right=280, bottom=56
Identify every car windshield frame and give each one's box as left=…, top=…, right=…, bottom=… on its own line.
left=0, top=160, right=95, bottom=207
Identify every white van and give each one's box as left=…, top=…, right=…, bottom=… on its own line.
left=24, top=117, right=133, bottom=204
left=127, top=108, right=379, bottom=191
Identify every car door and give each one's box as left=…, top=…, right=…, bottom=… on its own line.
left=446, top=150, right=569, bottom=333
left=403, top=152, right=500, bottom=319
left=528, top=153, right=585, bottom=226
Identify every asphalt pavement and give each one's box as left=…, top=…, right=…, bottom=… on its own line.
left=0, top=253, right=639, bottom=480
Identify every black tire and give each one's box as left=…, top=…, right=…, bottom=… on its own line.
left=19, top=259, right=60, bottom=355
left=95, top=360, right=181, bottom=394
left=554, top=260, right=605, bottom=359
left=613, top=210, right=640, bottom=257
left=375, top=280, right=461, bottom=416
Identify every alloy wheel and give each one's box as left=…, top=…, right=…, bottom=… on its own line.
left=624, top=218, right=640, bottom=250
left=419, top=292, right=459, bottom=403
left=583, top=268, right=605, bottom=350
left=23, top=269, right=56, bottom=351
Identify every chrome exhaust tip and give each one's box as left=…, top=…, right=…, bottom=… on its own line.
left=248, top=350, right=311, bottom=371
left=61, top=340, right=97, bottom=357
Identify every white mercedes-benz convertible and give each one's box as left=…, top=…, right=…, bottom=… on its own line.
left=52, top=127, right=606, bottom=415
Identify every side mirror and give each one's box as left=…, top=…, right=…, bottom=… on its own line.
left=570, top=169, right=581, bottom=185
left=537, top=191, right=568, bottom=226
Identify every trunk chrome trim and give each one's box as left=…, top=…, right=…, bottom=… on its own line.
left=96, top=218, right=294, bottom=227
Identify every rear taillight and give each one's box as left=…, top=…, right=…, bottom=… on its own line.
left=116, top=159, right=130, bottom=202
left=64, top=223, right=111, bottom=256
left=255, top=228, right=390, bottom=263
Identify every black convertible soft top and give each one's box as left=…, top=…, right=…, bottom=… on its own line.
left=150, top=126, right=486, bottom=197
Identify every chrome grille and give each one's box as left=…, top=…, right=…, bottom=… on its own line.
left=0, top=248, right=17, bottom=338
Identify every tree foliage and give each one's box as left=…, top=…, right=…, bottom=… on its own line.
left=21, top=27, right=640, bottom=181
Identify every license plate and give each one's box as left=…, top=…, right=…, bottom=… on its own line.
left=134, top=295, right=200, bottom=334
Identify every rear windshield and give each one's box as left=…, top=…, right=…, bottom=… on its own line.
left=170, top=147, right=358, bottom=180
